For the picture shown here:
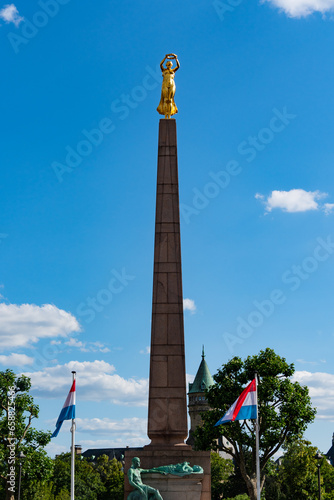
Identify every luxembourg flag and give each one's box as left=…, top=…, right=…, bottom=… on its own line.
left=51, top=380, right=76, bottom=438
left=215, top=378, right=257, bottom=426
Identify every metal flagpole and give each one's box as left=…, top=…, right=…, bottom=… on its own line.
left=71, top=371, right=76, bottom=500
left=255, top=373, right=261, bottom=500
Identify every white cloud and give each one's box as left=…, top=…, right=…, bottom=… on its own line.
left=0, top=303, right=81, bottom=351
left=65, top=338, right=84, bottom=348
left=64, top=338, right=111, bottom=353
left=140, top=346, right=150, bottom=355
left=76, top=417, right=147, bottom=436
left=183, top=298, right=196, bottom=314
left=80, top=436, right=149, bottom=450
left=0, top=353, right=34, bottom=366
left=0, top=4, right=23, bottom=26
left=99, top=347, right=111, bottom=353
left=186, top=373, right=195, bottom=387
left=256, top=189, right=332, bottom=213
left=296, top=358, right=326, bottom=366
left=89, top=341, right=111, bottom=353
left=324, top=203, right=334, bottom=215
left=46, top=418, right=149, bottom=449
left=46, top=417, right=148, bottom=445
left=45, top=442, right=68, bottom=458
left=24, top=360, right=149, bottom=406
left=293, top=371, right=334, bottom=420
left=262, top=0, right=334, bottom=17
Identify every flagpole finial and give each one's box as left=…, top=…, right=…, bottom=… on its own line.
left=72, top=371, right=76, bottom=374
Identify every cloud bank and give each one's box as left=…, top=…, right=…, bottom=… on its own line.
left=0, top=303, right=81, bottom=351
left=0, top=353, right=34, bottom=366
left=256, top=189, right=334, bottom=214
left=24, top=360, right=148, bottom=406
left=293, top=370, right=334, bottom=420
left=76, top=417, right=147, bottom=436
left=0, top=4, right=23, bottom=26
left=262, top=0, right=334, bottom=17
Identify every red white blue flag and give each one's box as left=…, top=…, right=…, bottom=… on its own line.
left=215, top=378, right=257, bottom=426
left=51, top=380, right=76, bottom=438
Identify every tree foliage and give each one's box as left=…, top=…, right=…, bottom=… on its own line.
left=52, top=453, right=124, bottom=500
left=194, top=348, right=316, bottom=500
left=0, top=370, right=125, bottom=499
left=92, top=454, right=124, bottom=499
left=272, top=439, right=334, bottom=500
left=211, top=451, right=234, bottom=499
left=52, top=453, right=106, bottom=500
left=0, top=369, right=53, bottom=500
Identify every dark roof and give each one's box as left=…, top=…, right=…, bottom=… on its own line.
left=326, top=434, right=334, bottom=465
left=82, top=448, right=131, bottom=461
left=188, top=347, right=214, bottom=394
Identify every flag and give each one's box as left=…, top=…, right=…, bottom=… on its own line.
left=215, top=378, right=257, bottom=426
left=51, top=380, right=76, bottom=438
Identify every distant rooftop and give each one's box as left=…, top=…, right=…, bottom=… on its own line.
left=188, top=346, right=214, bottom=394
left=326, top=433, right=334, bottom=465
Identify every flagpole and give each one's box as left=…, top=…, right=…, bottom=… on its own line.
left=71, top=371, right=76, bottom=500
left=255, top=373, right=260, bottom=500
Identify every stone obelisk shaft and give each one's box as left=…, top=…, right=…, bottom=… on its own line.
left=147, top=119, right=188, bottom=447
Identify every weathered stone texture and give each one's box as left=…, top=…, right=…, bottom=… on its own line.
left=147, top=119, right=188, bottom=447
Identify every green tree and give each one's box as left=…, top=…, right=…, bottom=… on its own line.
left=92, top=454, right=124, bottom=500
left=0, top=369, right=53, bottom=500
left=22, top=480, right=56, bottom=500
left=194, top=348, right=316, bottom=500
left=275, top=439, right=334, bottom=500
left=211, top=452, right=234, bottom=500
left=224, top=495, right=250, bottom=500
left=52, top=453, right=106, bottom=499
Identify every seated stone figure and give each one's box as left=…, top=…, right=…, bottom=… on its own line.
left=127, top=457, right=164, bottom=500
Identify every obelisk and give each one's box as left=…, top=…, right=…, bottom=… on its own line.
left=124, top=54, right=211, bottom=500
left=147, top=118, right=188, bottom=447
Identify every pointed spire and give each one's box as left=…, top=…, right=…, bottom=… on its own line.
left=188, top=347, right=214, bottom=394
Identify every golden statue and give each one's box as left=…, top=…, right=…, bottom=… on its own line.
left=157, top=53, right=180, bottom=119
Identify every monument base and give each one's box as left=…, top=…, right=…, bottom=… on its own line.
left=143, top=473, right=204, bottom=500
left=124, top=448, right=211, bottom=500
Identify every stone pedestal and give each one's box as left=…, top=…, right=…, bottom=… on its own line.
left=143, top=473, right=204, bottom=500
left=124, top=448, right=211, bottom=500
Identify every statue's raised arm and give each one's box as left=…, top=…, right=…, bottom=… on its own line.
left=160, top=55, right=168, bottom=72
left=157, top=53, right=180, bottom=119
left=170, top=53, right=180, bottom=72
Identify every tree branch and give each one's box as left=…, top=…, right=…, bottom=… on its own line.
left=17, top=412, right=34, bottom=446
left=261, top=427, right=289, bottom=470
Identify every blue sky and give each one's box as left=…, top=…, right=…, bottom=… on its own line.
left=1, top=0, right=334, bottom=458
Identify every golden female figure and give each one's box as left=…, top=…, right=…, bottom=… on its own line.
left=157, top=53, right=180, bottom=119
